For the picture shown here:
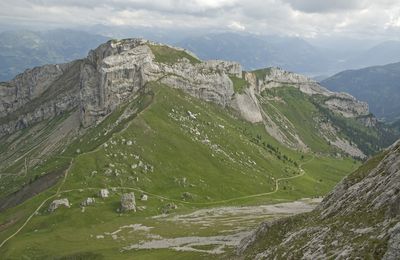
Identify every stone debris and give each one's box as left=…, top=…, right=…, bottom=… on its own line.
left=162, top=203, right=178, bottom=214
left=99, top=189, right=110, bottom=198
left=140, top=194, right=148, bottom=201
left=104, top=168, right=112, bottom=175
left=81, top=197, right=96, bottom=207
left=181, top=192, right=194, bottom=201
left=187, top=111, right=197, bottom=120
left=48, top=198, right=70, bottom=212
left=120, top=192, right=136, bottom=212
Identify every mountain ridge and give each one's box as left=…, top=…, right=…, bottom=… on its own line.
left=0, top=38, right=392, bottom=158
left=322, top=61, right=400, bottom=122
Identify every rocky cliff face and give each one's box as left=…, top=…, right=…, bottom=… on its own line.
left=237, top=139, right=400, bottom=259
left=245, top=67, right=370, bottom=119
left=0, top=38, right=240, bottom=133
left=79, top=38, right=242, bottom=126
left=0, top=62, right=74, bottom=117
left=230, top=67, right=376, bottom=156
left=0, top=61, right=81, bottom=136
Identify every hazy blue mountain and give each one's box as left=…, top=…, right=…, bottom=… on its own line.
left=322, top=62, right=400, bottom=121
left=2, top=28, right=400, bottom=81
left=85, top=24, right=206, bottom=44
left=177, top=33, right=400, bottom=78
left=346, top=41, right=400, bottom=69
left=0, top=29, right=108, bottom=81
left=177, top=32, right=332, bottom=75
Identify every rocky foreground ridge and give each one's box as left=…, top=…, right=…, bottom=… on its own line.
left=0, top=38, right=375, bottom=156
left=237, top=139, right=400, bottom=259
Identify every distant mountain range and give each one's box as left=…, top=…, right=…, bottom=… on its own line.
left=322, top=62, right=400, bottom=122
left=177, top=32, right=400, bottom=77
left=2, top=28, right=400, bottom=83
left=0, top=29, right=108, bottom=81
left=176, top=32, right=330, bottom=75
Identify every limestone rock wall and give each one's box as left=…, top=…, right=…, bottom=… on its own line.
left=79, top=39, right=238, bottom=126
left=248, top=67, right=370, bottom=118
left=0, top=38, right=240, bottom=134
left=0, top=62, right=75, bottom=117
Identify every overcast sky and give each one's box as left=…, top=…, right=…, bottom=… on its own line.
left=1, top=0, right=400, bottom=40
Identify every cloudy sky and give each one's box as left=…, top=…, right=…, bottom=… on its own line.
left=1, top=0, right=400, bottom=40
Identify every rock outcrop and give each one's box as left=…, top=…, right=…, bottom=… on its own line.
left=80, top=197, right=96, bottom=207
left=0, top=62, right=75, bottom=117
left=244, top=67, right=370, bottom=119
left=78, top=39, right=240, bottom=126
left=120, top=192, right=136, bottom=212
left=0, top=38, right=239, bottom=134
left=98, top=189, right=109, bottom=198
left=48, top=198, right=70, bottom=212
left=237, top=139, right=400, bottom=259
left=0, top=61, right=81, bottom=136
left=231, top=67, right=379, bottom=156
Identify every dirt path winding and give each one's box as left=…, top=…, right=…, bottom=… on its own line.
left=0, top=155, right=314, bottom=248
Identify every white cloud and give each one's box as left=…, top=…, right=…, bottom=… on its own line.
left=280, top=0, right=368, bottom=13
left=228, top=21, right=245, bottom=31
left=0, top=0, right=400, bottom=40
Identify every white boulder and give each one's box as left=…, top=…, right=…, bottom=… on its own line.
left=48, top=198, right=70, bottom=212
left=120, top=192, right=136, bottom=212
left=99, top=189, right=110, bottom=198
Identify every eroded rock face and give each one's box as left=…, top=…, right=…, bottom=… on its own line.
left=79, top=39, right=150, bottom=126
left=324, top=95, right=369, bottom=119
left=319, top=140, right=400, bottom=218
left=120, top=192, right=136, bottom=212
left=79, top=39, right=238, bottom=126
left=0, top=61, right=81, bottom=136
left=0, top=38, right=240, bottom=135
left=48, top=198, right=70, bottom=212
left=0, top=62, right=74, bottom=117
left=231, top=88, right=263, bottom=123
left=384, top=222, right=400, bottom=260
left=245, top=67, right=370, bottom=119
left=229, top=67, right=373, bottom=156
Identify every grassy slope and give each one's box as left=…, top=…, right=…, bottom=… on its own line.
left=259, top=86, right=396, bottom=156
left=251, top=68, right=272, bottom=81
left=0, top=112, right=73, bottom=197
left=260, top=87, right=333, bottom=154
left=0, top=83, right=359, bottom=259
left=229, top=75, right=248, bottom=93
left=147, top=44, right=200, bottom=65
